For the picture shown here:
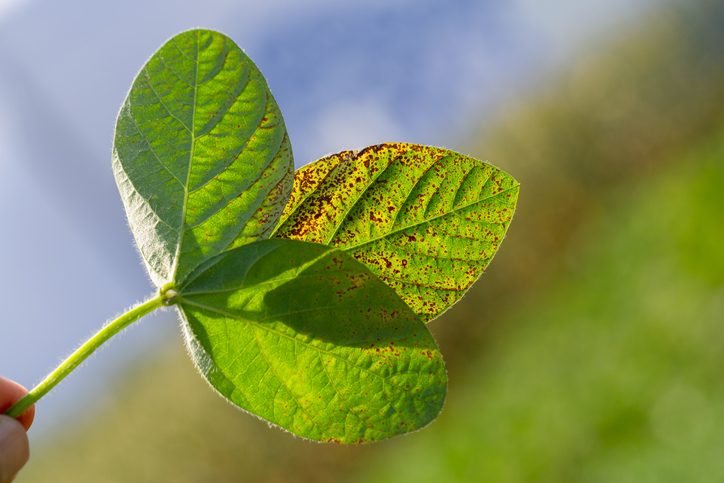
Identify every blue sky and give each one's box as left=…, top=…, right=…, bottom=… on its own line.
left=0, top=0, right=662, bottom=433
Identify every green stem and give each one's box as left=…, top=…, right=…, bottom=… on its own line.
left=4, top=294, right=165, bottom=419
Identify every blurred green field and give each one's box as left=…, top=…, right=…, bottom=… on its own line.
left=21, top=2, right=724, bottom=482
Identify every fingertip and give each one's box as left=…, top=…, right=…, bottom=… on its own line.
left=0, top=415, right=29, bottom=483
left=0, top=378, right=35, bottom=431
left=15, top=406, right=34, bottom=433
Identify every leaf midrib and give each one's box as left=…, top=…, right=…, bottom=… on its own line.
left=170, top=31, right=201, bottom=282
left=179, top=268, right=367, bottom=296
left=179, top=298, right=443, bottom=390
left=341, top=184, right=519, bottom=252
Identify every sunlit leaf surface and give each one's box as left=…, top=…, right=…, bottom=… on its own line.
left=178, top=239, right=447, bottom=443
left=113, top=29, right=293, bottom=286
left=275, top=143, right=519, bottom=321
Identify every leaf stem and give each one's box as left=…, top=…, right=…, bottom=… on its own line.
left=4, top=294, right=165, bottom=418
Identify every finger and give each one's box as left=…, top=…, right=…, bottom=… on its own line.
left=0, top=415, right=29, bottom=483
left=0, top=378, right=34, bottom=431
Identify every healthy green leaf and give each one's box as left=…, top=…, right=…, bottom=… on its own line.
left=177, top=238, right=447, bottom=443
left=273, top=143, right=519, bottom=321
left=113, top=29, right=293, bottom=286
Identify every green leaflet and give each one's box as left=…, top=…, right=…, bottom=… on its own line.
left=177, top=239, right=447, bottom=443
left=113, top=29, right=293, bottom=286
left=273, top=143, right=519, bottom=321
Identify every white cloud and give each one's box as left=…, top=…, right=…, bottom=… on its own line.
left=308, top=99, right=404, bottom=162
left=510, top=0, right=662, bottom=59
left=0, top=0, right=26, bottom=19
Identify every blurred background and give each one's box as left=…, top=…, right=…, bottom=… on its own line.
left=1, top=0, right=723, bottom=481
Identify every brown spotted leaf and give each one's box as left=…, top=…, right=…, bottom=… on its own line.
left=273, top=143, right=519, bottom=322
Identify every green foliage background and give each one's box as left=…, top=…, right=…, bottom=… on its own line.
left=22, top=1, right=724, bottom=481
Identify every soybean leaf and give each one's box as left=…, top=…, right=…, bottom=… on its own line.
left=273, top=143, right=519, bottom=322
left=177, top=239, right=447, bottom=443
left=113, top=29, right=293, bottom=286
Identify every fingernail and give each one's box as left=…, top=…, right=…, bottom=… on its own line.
left=0, top=416, right=29, bottom=483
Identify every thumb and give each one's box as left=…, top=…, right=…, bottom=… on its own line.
left=0, top=416, right=29, bottom=483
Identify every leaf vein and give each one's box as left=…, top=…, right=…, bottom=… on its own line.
left=343, top=185, right=518, bottom=253
left=181, top=299, right=441, bottom=387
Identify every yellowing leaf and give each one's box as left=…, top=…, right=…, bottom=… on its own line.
left=274, top=143, right=519, bottom=321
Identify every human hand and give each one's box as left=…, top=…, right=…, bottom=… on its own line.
left=0, top=377, right=34, bottom=483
